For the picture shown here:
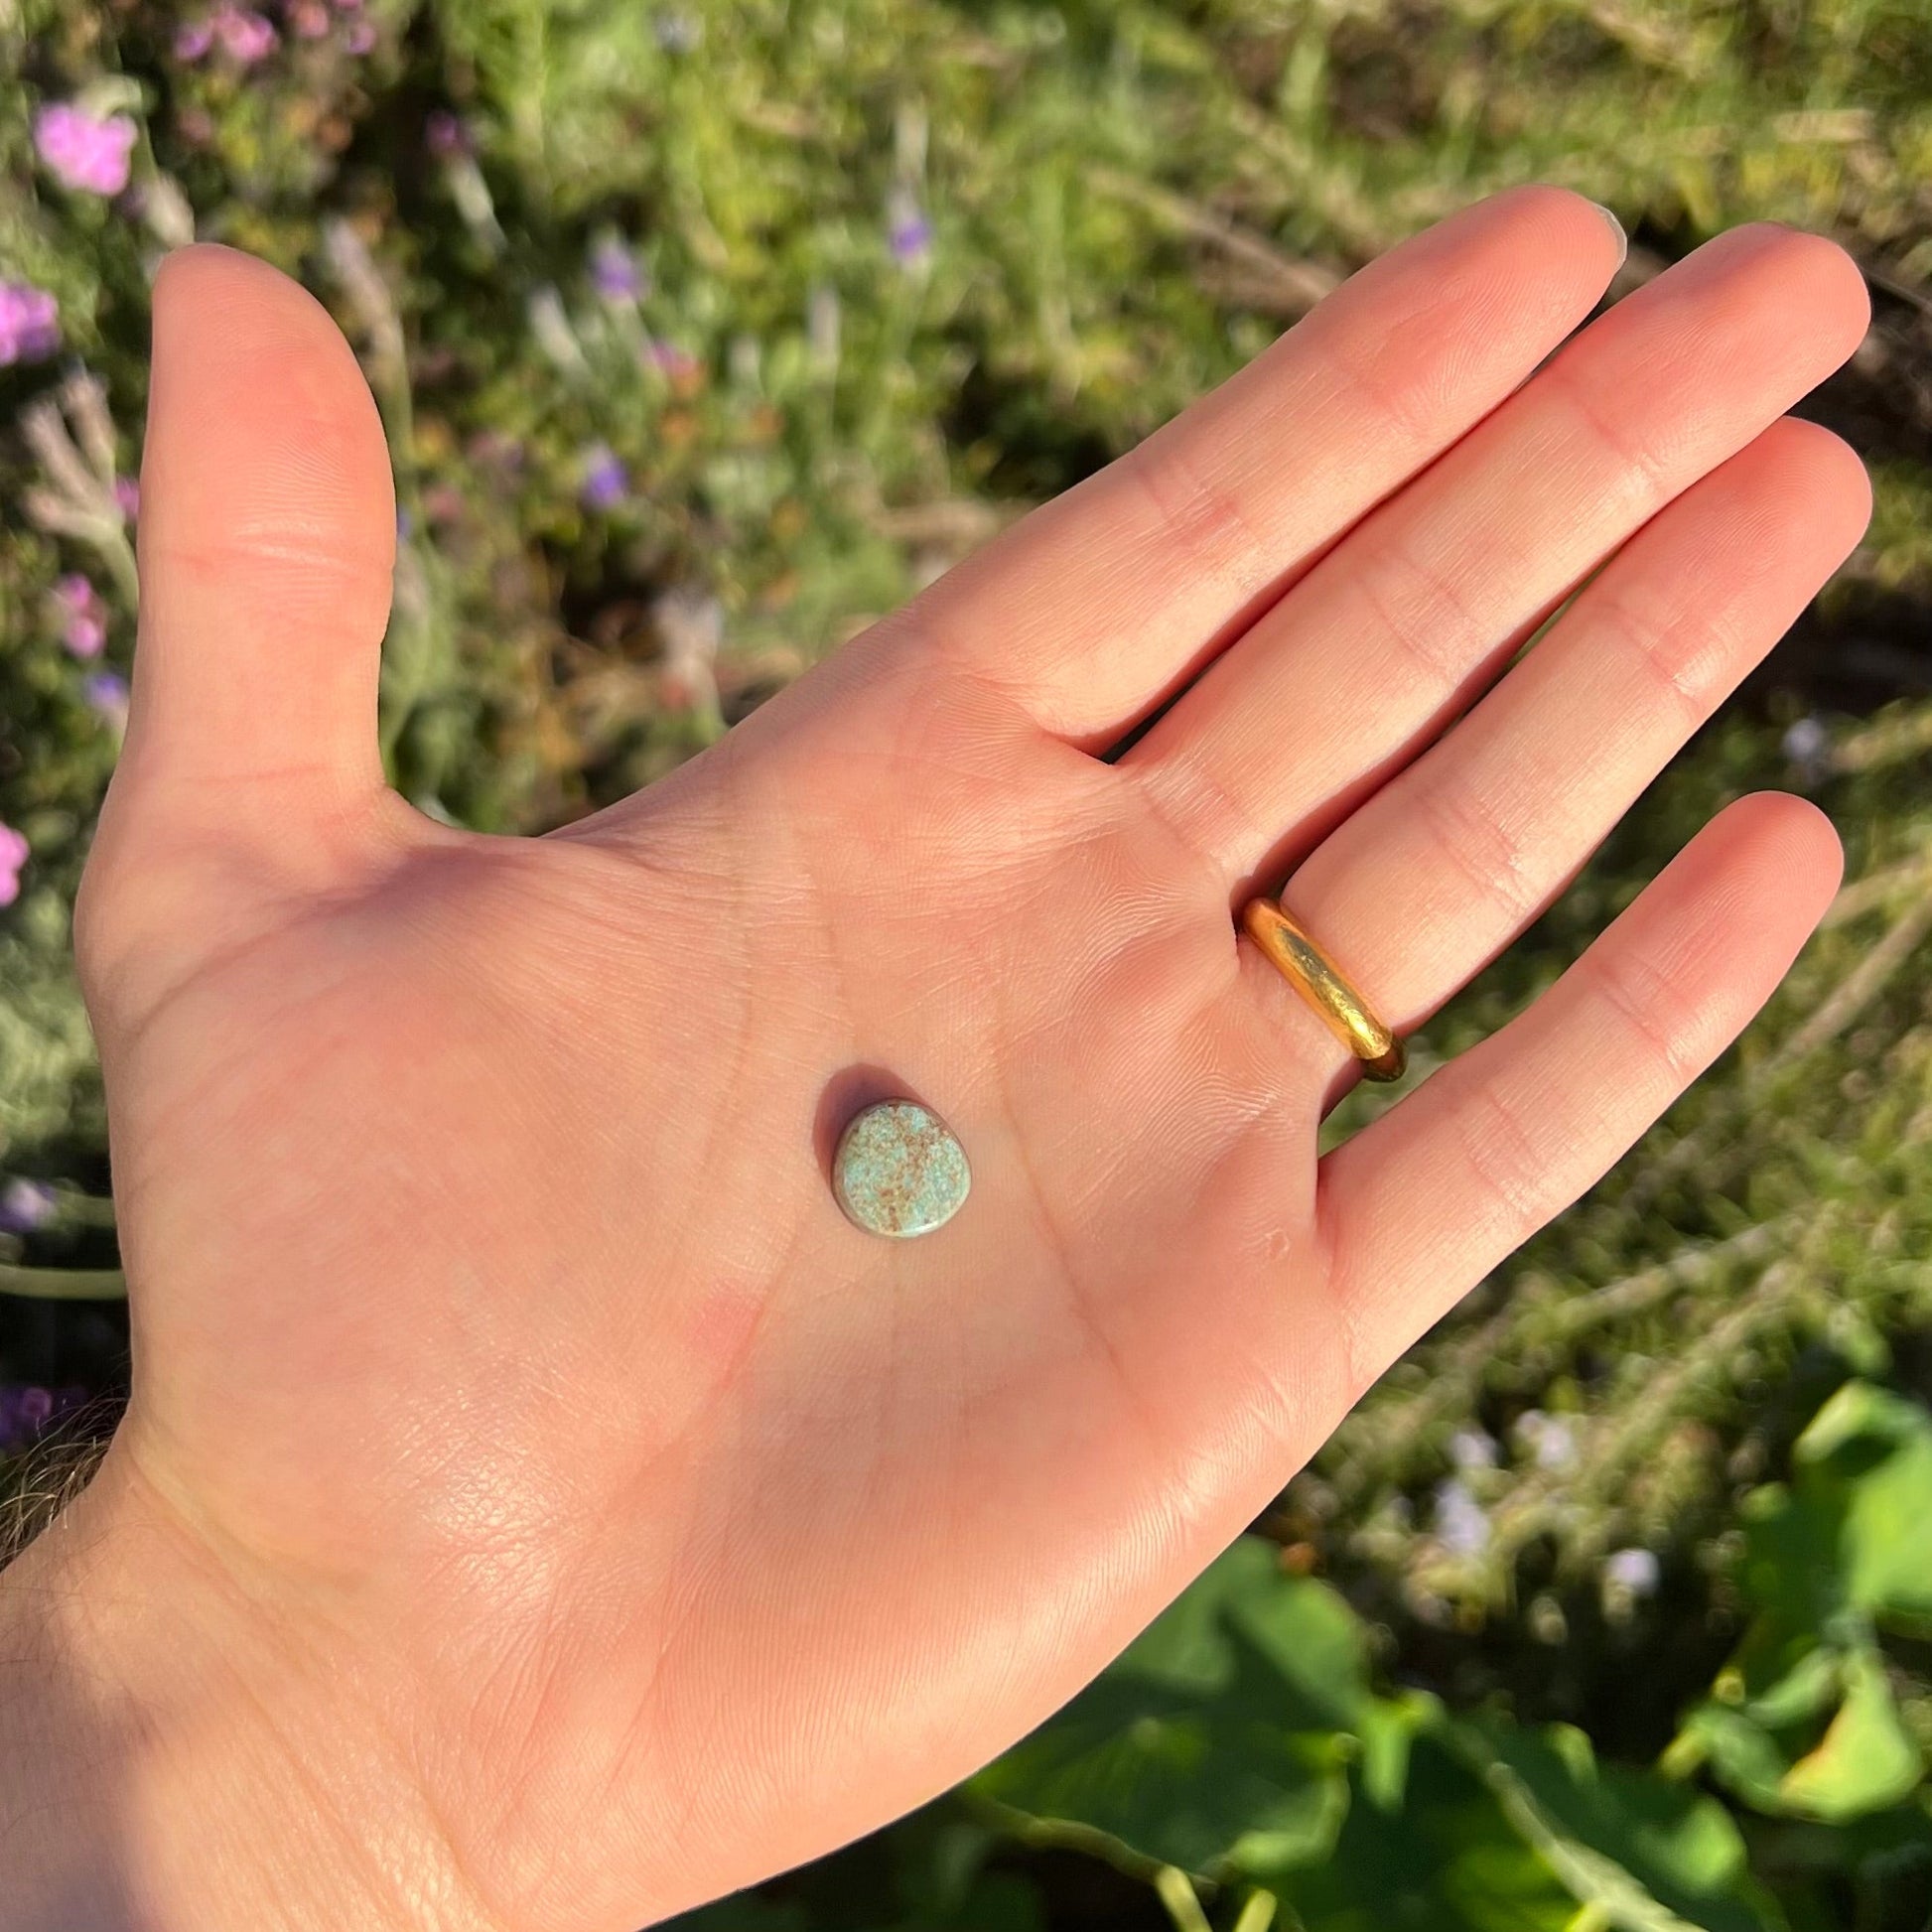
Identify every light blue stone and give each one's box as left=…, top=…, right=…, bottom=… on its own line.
left=832, top=1098, right=971, bottom=1238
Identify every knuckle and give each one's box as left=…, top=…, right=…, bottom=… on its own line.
left=1414, top=776, right=1540, bottom=923
left=1125, top=431, right=1273, bottom=605
left=1590, top=943, right=1709, bottom=1087
left=1587, top=589, right=1713, bottom=731
left=1539, top=356, right=1674, bottom=510
left=1457, top=1081, right=1552, bottom=1233
left=1350, top=527, right=1491, bottom=691
left=1323, top=314, right=1448, bottom=452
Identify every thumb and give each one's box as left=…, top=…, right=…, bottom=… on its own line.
left=80, top=245, right=400, bottom=1012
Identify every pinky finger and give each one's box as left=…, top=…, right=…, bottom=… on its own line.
left=1315, top=792, right=1842, bottom=1377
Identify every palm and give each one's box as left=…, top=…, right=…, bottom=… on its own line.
left=69, top=189, right=1869, bottom=1931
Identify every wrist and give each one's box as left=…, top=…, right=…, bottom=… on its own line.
left=0, top=1441, right=493, bottom=1932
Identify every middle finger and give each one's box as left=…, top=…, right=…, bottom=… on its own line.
left=1120, top=221, right=1870, bottom=891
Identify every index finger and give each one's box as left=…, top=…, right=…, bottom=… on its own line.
left=894, top=183, right=1626, bottom=748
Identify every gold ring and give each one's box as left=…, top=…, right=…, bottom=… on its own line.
left=1240, top=896, right=1406, bottom=1083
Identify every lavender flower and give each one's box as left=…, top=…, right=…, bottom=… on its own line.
left=1782, top=715, right=1833, bottom=786
left=1433, top=1477, right=1490, bottom=1556
left=0, top=1384, right=88, bottom=1456
left=113, top=476, right=140, bottom=520
left=426, top=111, right=472, bottom=159
left=215, top=6, right=278, bottom=61
left=591, top=236, right=645, bottom=304
left=1449, top=1427, right=1498, bottom=1471
left=54, top=574, right=107, bottom=659
left=1783, top=716, right=1828, bottom=762
left=1604, top=1547, right=1660, bottom=1596
left=0, top=283, right=60, bottom=366
left=0, top=822, right=28, bottom=907
left=887, top=186, right=933, bottom=268
left=175, top=18, right=215, bottom=59
left=345, top=20, right=375, bottom=53
left=580, top=443, right=627, bottom=510
left=0, top=1178, right=58, bottom=1233
left=34, top=103, right=138, bottom=197
left=84, top=670, right=130, bottom=730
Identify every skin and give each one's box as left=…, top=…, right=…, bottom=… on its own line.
left=0, top=185, right=1873, bottom=1931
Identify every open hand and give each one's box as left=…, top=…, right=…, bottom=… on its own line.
left=10, top=186, right=1871, bottom=1932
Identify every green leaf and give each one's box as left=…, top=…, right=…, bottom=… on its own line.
left=1268, top=1733, right=1581, bottom=1932
left=1671, top=1384, right=1932, bottom=1822
left=1789, top=1383, right=1932, bottom=1625
left=971, top=1622, right=1352, bottom=1879
left=1669, top=1704, right=1804, bottom=1817
left=1738, top=1384, right=1932, bottom=1634
left=1728, top=1637, right=1842, bottom=1733
left=1104, top=1537, right=1381, bottom=1727
left=1776, top=1649, right=1922, bottom=1823
left=969, top=1539, right=1378, bottom=1880
left=1452, top=1721, right=1782, bottom=1932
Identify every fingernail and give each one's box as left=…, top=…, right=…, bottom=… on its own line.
left=1590, top=200, right=1629, bottom=267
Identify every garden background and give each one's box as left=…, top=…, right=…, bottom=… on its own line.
left=6, top=2, right=1932, bottom=1927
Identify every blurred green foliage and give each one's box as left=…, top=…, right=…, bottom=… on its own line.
left=6, top=0, right=1932, bottom=1925
left=960, top=1383, right=1932, bottom=1931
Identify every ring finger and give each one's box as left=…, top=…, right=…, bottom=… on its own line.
left=1236, top=411, right=1870, bottom=1078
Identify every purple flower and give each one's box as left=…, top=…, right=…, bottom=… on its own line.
left=426, top=110, right=471, bottom=158
left=0, top=1384, right=88, bottom=1456
left=1783, top=717, right=1828, bottom=762
left=887, top=187, right=932, bottom=268
left=0, top=822, right=28, bottom=908
left=113, top=476, right=140, bottom=519
left=1605, top=1548, right=1660, bottom=1596
left=174, top=18, right=215, bottom=58
left=1433, top=1477, right=1490, bottom=1557
left=84, top=671, right=131, bottom=729
left=591, top=236, right=645, bottom=303
left=1783, top=715, right=1832, bottom=785
left=213, top=6, right=277, bottom=62
left=0, top=1178, right=58, bottom=1233
left=68, top=615, right=107, bottom=659
left=0, top=282, right=60, bottom=366
left=34, top=103, right=138, bottom=197
left=345, top=20, right=375, bottom=53
left=1449, top=1428, right=1497, bottom=1471
left=54, top=575, right=107, bottom=659
left=580, top=443, right=627, bottom=510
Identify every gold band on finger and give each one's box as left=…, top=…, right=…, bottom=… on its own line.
left=1240, top=897, right=1406, bottom=1083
